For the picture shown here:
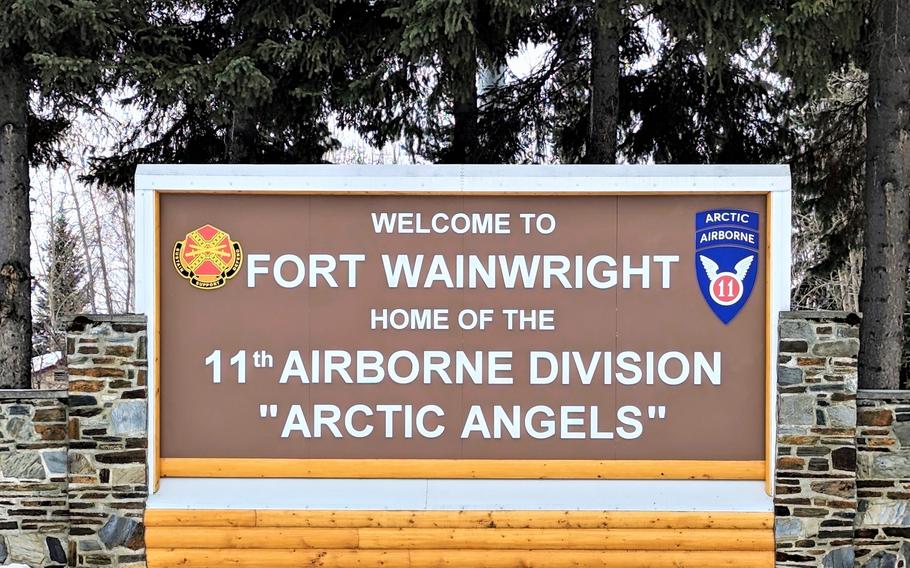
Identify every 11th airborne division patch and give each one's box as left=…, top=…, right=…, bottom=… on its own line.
left=694, top=209, right=760, bottom=324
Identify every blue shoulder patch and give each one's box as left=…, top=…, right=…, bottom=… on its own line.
left=694, top=209, right=760, bottom=324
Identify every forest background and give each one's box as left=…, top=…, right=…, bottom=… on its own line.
left=1, top=0, right=905, bottom=388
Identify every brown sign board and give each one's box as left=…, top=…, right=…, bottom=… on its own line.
left=156, top=193, right=769, bottom=467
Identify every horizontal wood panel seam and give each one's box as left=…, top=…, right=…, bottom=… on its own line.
left=145, top=509, right=774, bottom=530
left=146, top=548, right=775, bottom=568
left=144, top=526, right=773, bottom=551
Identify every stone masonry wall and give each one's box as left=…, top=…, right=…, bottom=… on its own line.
left=0, top=315, right=148, bottom=568
left=775, top=310, right=860, bottom=568
left=855, top=391, right=910, bottom=567
left=0, top=390, right=69, bottom=567
left=66, top=315, right=148, bottom=567
left=6, top=311, right=910, bottom=567
left=775, top=311, right=910, bottom=568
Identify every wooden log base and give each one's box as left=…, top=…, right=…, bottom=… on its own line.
left=147, top=548, right=774, bottom=568
left=145, top=509, right=774, bottom=568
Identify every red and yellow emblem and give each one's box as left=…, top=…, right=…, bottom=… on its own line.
left=173, top=224, right=243, bottom=290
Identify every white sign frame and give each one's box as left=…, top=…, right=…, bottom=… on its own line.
left=135, top=164, right=790, bottom=511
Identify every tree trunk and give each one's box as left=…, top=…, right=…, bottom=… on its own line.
left=67, top=168, right=98, bottom=313
left=859, top=0, right=910, bottom=390
left=87, top=187, right=114, bottom=313
left=587, top=0, right=620, bottom=164
left=450, top=59, right=479, bottom=163
left=0, top=60, right=32, bottom=388
left=116, top=189, right=134, bottom=310
left=447, top=15, right=479, bottom=165
left=228, top=107, right=257, bottom=163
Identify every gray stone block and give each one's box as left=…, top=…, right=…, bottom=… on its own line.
left=894, top=422, right=910, bottom=447
left=823, top=547, right=854, bottom=568
left=1, top=451, right=46, bottom=480
left=5, top=534, right=46, bottom=567
left=828, top=404, right=856, bottom=428
left=813, top=339, right=860, bottom=357
left=857, top=389, right=910, bottom=401
left=110, top=399, right=147, bottom=437
left=42, top=450, right=67, bottom=474
left=780, top=319, right=816, bottom=340
left=857, top=500, right=910, bottom=526
left=78, top=540, right=102, bottom=552
left=780, top=393, right=816, bottom=425
left=4, top=416, right=36, bottom=441
left=838, top=324, right=860, bottom=338
left=775, top=517, right=804, bottom=538
left=860, top=551, right=897, bottom=568
left=46, top=536, right=66, bottom=564
left=68, top=452, right=95, bottom=475
left=860, top=451, right=910, bottom=480
left=778, top=366, right=804, bottom=385
left=99, top=515, right=142, bottom=549
left=845, top=372, right=858, bottom=395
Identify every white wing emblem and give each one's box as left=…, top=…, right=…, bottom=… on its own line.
left=699, top=255, right=720, bottom=281
left=699, top=254, right=754, bottom=282
left=734, top=255, right=754, bottom=280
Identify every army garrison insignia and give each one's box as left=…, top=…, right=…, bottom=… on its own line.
left=173, top=224, right=243, bottom=290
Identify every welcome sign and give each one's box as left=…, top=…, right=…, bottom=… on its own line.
left=136, top=165, right=790, bottom=484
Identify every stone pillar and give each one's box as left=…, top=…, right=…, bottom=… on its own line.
left=66, top=315, right=147, bottom=567
left=0, top=389, right=69, bottom=567
left=855, top=390, right=910, bottom=566
left=775, top=311, right=860, bottom=568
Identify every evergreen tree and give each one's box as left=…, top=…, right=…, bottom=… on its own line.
left=477, top=1, right=789, bottom=165
left=616, top=0, right=862, bottom=168
left=88, top=1, right=392, bottom=188
left=399, top=0, right=647, bottom=164
left=620, top=37, right=793, bottom=164
left=33, top=215, right=88, bottom=356
left=344, top=0, right=541, bottom=163
left=523, top=2, right=790, bottom=165
left=790, top=68, right=865, bottom=280
left=0, top=0, right=139, bottom=387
